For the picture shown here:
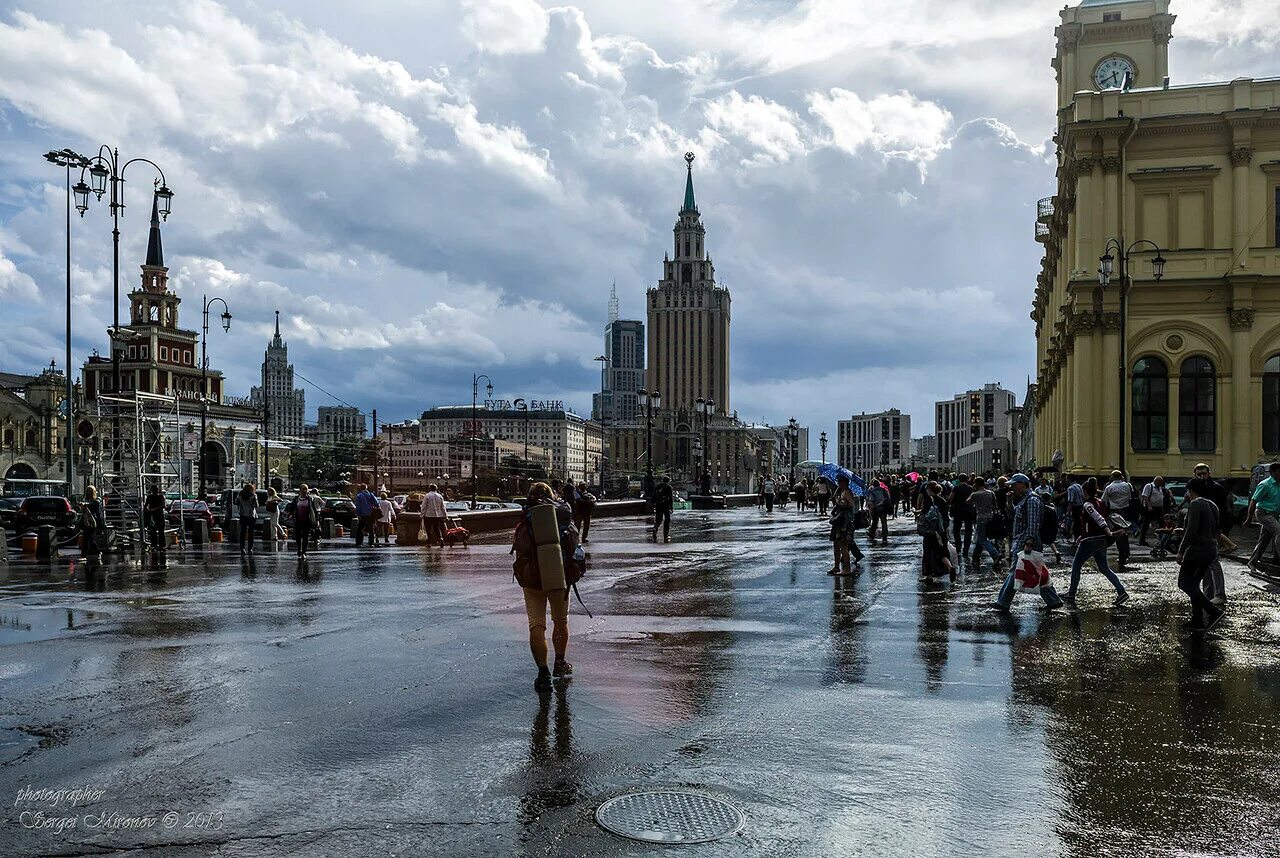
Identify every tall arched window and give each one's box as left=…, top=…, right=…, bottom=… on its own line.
left=1132, top=357, right=1168, bottom=452
left=1179, top=356, right=1216, bottom=452
left=1264, top=355, right=1280, bottom=453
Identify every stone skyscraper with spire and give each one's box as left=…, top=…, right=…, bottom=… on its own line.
left=648, top=152, right=731, bottom=415
left=251, top=311, right=306, bottom=442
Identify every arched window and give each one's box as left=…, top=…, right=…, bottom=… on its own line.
left=1179, top=356, right=1216, bottom=452
left=1131, top=357, right=1168, bottom=452
left=1264, top=355, right=1280, bottom=453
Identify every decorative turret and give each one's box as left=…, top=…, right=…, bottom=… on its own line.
left=673, top=152, right=706, bottom=268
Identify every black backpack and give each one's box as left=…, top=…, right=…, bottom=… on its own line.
left=1039, top=502, right=1060, bottom=545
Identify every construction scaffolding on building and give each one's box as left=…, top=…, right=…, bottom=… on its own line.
left=92, top=391, right=193, bottom=553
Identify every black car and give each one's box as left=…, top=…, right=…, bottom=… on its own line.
left=15, top=496, right=77, bottom=533
left=319, top=497, right=355, bottom=527
left=0, top=497, right=20, bottom=531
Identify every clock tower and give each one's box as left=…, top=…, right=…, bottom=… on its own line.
left=1053, top=0, right=1175, bottom=110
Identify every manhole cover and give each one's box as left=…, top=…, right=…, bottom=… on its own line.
left=595, top=790, right=744, bottom=843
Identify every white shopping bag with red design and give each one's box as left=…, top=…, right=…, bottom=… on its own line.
left=1014, top=550, right=1051, bottom=594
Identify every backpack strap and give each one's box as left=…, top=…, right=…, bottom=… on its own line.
left=571, top=582, right=593, bottom=619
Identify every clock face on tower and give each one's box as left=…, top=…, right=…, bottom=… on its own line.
left=1094, top=56, right=1135, bottom=90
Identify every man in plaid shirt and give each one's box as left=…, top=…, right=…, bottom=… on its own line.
left=992, top=473, right=1064, bottom=611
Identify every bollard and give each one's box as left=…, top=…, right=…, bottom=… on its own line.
left=227, top=517, right=241, bottom=543
left=0, top=527, right=7, bottom=562
left=320, top=517, right=335, bottom=539
left=191, top=519, right=208, bottom=545
left=36, top=524, right=57, bottom=559
left=22, top=531, right=38, bottom=554
left=335, top=524, right=345, bottom=538
left=211, top=527, right=224, bottom=543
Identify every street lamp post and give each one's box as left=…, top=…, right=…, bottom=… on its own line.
left=44, top=148, right=89, bottom=499
left=696, top=397, right=714, bottom=491
left=788, top=417, right=799, bottom=485
left=1098, top=238, right=1166, bottom=474
left=75, top=147, right=172, bottom=495
left=471, top=373, right=493, bottom=509
left=638, top=388, right=660, bottom=497
left=820, top=430, right=828, bottom=465
left=513, top=398, right=529, bottom=468
left=594, top=355, right=609, bottom=496
left=199, top=296, right=232, bottom=496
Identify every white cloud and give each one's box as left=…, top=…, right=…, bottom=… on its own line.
left=0, top=252, right=38, bottom=301
left=808, top=88, right=953, bottom=167
left=704, top=91, right=806, bottom=165
left=460, top=0, right=551, bottom=55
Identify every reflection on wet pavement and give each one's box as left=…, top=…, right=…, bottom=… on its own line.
left=2, top=509, right=1279, bottom=855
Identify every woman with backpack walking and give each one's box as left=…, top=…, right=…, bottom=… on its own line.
left=920, top=481, right=954, bottom=581
left=512, top=482, right=581, bottom=692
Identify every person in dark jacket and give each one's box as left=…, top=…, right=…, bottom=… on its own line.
left=652, top=476, right=675, bottom=542
left=286, top=484, right=320, bottom=559
left=145, top=484, right=167, bottom=553
left=236, top=484, right=259, bottom=555
left=1193, top=463, right=1231, bottom=605
left=1178, top=478, right=1226, bottom=632
left=80, top=485, right=104, bottom=560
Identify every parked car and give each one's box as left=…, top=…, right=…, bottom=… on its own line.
left=445, top=501, right=470, bottom=513
left=0, top=497, right=21, bottom=531
left=319, top=497, right=356, bottom=527
left=15, top=496, right=77, bottom=533
left=167, top=499, right=215, bottom=533
left=218, top=488, right=272, bottom=532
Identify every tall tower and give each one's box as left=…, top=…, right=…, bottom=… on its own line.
left=647, top=153, right=731, bottom=415
left=250, top=310, right=306, bottom=440
left=1053, top=0, right=1175, bottom=110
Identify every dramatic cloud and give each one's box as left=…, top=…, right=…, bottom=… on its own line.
left=0, top=0, right=1269, bottom=454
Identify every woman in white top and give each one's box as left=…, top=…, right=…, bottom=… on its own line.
left=377, top=491, right=397, bottom=546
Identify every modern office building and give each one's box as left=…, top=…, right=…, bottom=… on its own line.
left=838, top=409, right=911, bottom=475
left=935, top=385, right=1015, bottom=468
left=593, top=286, right=645, bottom=424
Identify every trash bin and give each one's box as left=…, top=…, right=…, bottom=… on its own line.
left=22, top=531, right=38, bottom=554
left=36, top=524, right=57, bottom=558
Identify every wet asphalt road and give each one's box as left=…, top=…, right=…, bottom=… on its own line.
left=3, top=509, right=1280, bottom=857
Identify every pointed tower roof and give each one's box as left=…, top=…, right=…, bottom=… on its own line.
left=681, top=152, right=697, bottom=213
left=272, top=309, right=283, bottom=348
left=608, top=282, right=619, bottom=323
left=145, top=193, right=164, bottom=268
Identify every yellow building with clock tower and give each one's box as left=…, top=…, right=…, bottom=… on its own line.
left=1032, top=0, right=1280, bottom=482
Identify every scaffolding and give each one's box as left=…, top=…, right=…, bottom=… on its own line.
left=93, top=391, right=192, bottom=552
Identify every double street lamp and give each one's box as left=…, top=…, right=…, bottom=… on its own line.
left=696, top=397, right=714, bottom=491
left=637, top=387, right=661, bottom=496
left=199, top=297, right=232, bottom=495
left=44, top=148, right=90, bottom=499
left=1098, top=238, right=1166, bottom=473
left=787, top=417, right=799, bottom=485
left=73, top=146, right=173, bottom=491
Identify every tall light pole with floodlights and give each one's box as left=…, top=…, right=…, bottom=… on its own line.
left=45, top=148, right=89, bottom=498
left=637, top=388, right=660, bottom=497
left=819, top=430, right=828, bottom=465
left=74, top=147, right=173, bottom=491
left=471, top=373, right=493, bottom=509
left=199, top=297, right=232, bottom=495
left=1098, top=238, right=1166, bottom=474
left=594, top=355, right=609, bottom=495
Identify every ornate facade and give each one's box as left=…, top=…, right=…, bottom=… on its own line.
left=1034, top=0, right=1280, bottom=479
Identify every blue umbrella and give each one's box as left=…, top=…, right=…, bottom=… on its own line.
left=817, top=463, right=867, bottom=497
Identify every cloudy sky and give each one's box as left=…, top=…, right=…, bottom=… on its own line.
left=0, top=0, right=1274, bottom=456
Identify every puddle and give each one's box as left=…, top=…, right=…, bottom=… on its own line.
left=0, top=727, right=39, bottom=763
left=0, top=606, right=110, bottom=644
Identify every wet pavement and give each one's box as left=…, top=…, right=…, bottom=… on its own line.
left=3, top=509, right=1280, bottom=856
